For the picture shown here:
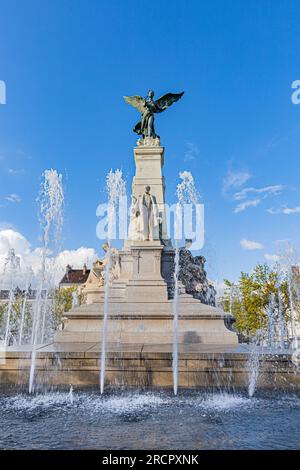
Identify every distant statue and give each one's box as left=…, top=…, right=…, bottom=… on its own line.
left=123, top=90, right=184, bottom=139
left=128, top=186, right=161, bottom=241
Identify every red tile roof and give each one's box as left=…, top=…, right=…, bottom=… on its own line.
left=60, top=268, right=90, bottom=285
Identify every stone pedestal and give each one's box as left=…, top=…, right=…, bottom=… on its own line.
left=132, top=144, right=165, bottom=202
left=125, top=241, right=168, bottom=302
left=127, top=140, right=169, bottom=244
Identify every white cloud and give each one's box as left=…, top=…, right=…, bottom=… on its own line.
left=287, top=202, right=300, bottom=213
left=268, top=205, right=300, bottom=215
left=0, top=229, right=30, bottom=260
left=55, top=247, right=97, bottom=271
left=5, top=193, right=21, bottom=203
left=6, top=168, right=25, bottom=176
left=234, top=184, right=284, bottom=201
left=0, top=222, right=15, bottom=231
left=264, top=253, right=280, bottom=262
left=234, top=199, right=260, bottom=213
left=232, top=184, right=284, bottom=214
left=274, top=239, right=291, bottom=245
left=184, top=141, right=199, bottom=162
left=240, top=238, right=264, bottom=250
left=212, top=280, right=227, bottom=299
left=0, top=229, right=97, bottom=285
left=222, top=169, right=251, bottom=193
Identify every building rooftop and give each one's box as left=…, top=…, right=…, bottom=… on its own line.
left=0, top=289, right=47, bottom=300
left=59, top=264, right=90, bottom=285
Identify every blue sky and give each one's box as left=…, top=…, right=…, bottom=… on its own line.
left=0, top=0, right=300, bottom=283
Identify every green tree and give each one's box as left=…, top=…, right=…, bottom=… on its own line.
left=51, top=286, right=77, bottom=330
left=220, top=263, right=290, bottom=337
left=0, top=292, right=33, bottom=342
left=0, top=302, right=6, bottom=331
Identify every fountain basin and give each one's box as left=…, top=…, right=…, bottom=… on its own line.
left=1, top=389, right=300, bottom=449
left=0, top=343, right=298, bottom=391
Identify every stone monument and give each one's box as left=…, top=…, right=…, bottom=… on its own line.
left=55, top=91, right=237, bottom=346
left=2, top=91, right=299, bottom=393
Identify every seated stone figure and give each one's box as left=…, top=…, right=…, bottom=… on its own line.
left=83, top=243, right=120, bottom=290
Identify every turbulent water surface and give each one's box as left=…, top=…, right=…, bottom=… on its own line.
left=0, top=390, right=299, bottom=450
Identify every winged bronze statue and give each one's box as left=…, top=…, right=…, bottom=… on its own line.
left=123, top=90, right=184, bottom=139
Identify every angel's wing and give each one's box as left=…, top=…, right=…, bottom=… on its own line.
left=123, top=95, right=146, bottom=113
left=154, top=92, right=184, bottom=112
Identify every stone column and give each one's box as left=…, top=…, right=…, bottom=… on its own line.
left=131, top=140, right=169, bottom=243
left=121, top=138, right=172, bottom=302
